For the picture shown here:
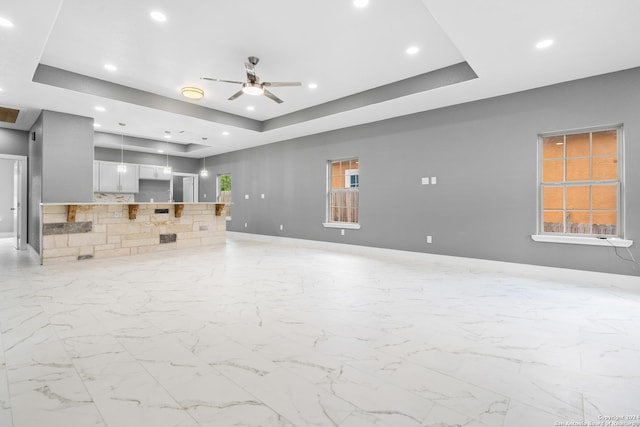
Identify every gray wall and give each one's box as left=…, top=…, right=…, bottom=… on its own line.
left=0, top=159, right=14, bottom=234
left=28, top=114, right=43, bottom=252
left=41, top=111, right=94, bottom=203
left=138, top=180, right=170, bottom=203
left=201, top=67, right=640, bottom=276
left=0, top=128, right=28, bottom=156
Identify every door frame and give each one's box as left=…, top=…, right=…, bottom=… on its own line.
left=0, top=154, right=27, bottom=250
left=170, top=172, right=199, bottom=203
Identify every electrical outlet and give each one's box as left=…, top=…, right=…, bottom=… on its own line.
left=244, top=222, right=248, bottom=228
left=203, top=193, right=206, bottom=198
left=341, top=229, right=345, bottom=236
left=261, top=193, right=265, bottom=199
left=427, top=235, right=432, bottom=244
left=280, top=225, right=283, bottom=230
left=421, top=177, right=430, bottom=185
left=431, top=177, right=437, bottom=185
left=245, top=194, right=249, bottom=199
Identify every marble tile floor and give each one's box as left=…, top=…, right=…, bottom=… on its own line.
left=0, top=234, right=639, bottom=427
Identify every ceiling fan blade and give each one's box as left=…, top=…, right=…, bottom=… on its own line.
left=244, top=62, right=257, bottom=82
left=228, top=89, right=244, bottom=101
left=263, top=89, right=284, bottom=104
left=201, top=77, right=244, bottom=84
left=263, top=82, right=302, bottom=87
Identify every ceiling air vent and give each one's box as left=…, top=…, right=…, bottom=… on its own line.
left=0, top=106, right=19, bottom=123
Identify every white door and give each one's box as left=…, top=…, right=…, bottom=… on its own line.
left=12, top=159, right=26, bottom=250
left=183, top=176, right=194, bottom=202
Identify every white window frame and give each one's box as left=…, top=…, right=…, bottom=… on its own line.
left=323, top=158, right=361, bottom=229
left=531, top=124, right=632, bottom=247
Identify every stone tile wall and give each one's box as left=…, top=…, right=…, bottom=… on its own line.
left=41, top=204, right=226, bottom=264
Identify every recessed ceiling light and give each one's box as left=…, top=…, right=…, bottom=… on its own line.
left=93, top=123, right=101, bottom=128
left=0, top=17, right=14, bottom=28
left=246, top=106, right=255, bottom=111
left=353, top=0, right=369, bottom=8
left=221, top=131, right=230, bottom=136
left=164, top=134, right=171, bottom=139
left=406, top=46, right=420, bottom=55
left=308, top=83, right=318, bottom=89
left=150, top=11, right=167, bottom=22
left=104, top=63, right=118, bottom=72
left=536, top=39, right=554, bottom=49
left=95, top=106, right=106, bottom=112
left=157, top=149, right=164, bottom=153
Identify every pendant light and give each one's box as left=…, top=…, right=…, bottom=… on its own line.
left=200, top=137, right=209, bottom=177
left=163, top=132, right=172, bottom=174
left=117, top=122, right=127, bottom=173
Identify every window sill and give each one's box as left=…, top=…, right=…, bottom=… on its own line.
left=323, top=222, right=361, bottom=230
left=531, top=235, right=633, bottom=247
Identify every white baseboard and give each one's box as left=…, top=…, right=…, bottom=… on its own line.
left=226, top=231, right=640, bottom=290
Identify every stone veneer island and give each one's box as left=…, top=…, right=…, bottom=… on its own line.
left=40, top=202, right=227, bottom=264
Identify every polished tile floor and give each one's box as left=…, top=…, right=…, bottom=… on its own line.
left=1, top=234, right=639, bottom=427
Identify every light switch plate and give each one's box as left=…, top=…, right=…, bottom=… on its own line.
left=421, top=177, right=430, bottom=185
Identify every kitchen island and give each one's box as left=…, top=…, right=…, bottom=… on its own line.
left=40, top=202, right=227, bottom=264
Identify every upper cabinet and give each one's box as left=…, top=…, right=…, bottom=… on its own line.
left=97, top=161, right=139, bottom=193
left=139, top=164, right=171, bottom=181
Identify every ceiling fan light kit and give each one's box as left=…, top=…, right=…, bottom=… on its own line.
left=202, top=56, right=301, bottom=104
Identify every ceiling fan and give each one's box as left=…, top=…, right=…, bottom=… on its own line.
left=202, top=56, right=301, bottom=104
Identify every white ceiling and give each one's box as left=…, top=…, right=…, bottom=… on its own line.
left=1, top=0, right=639, bottom=158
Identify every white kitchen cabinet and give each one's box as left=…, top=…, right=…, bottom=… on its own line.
left=98, top=161, right=139, bottom=193
left=139, top=164, right=171, bottom=181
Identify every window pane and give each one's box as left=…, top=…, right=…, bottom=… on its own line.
left=566, top=186, right=590, bottom=209
left=566, top=133, right=590, bottom=157
left=542, top=136, right=564, bottom=159
left=592, top=156, right=618, bottom=180
left=592, top=211, right=617, bottom=235
left=543, top=186, right=563, bottom=209
left=592, top=130, right=617, bottom=156
left=542, top=159, right=564, bottom=182
left=543, top=210, right=564, bottom=233
left=592, top=184, right=617, bottom=210
left=566, top=158, right=590, bottom=181
left=567, top=210, right=590, bottom=234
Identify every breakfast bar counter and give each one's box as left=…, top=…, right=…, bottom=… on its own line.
left=40, top=202, right=227, bottom=264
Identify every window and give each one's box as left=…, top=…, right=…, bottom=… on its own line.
left=324, top=158, right=360, bottom=228
left=217, top=173, right=232, bottom=220
left=538, top=126, right=623, bottom=238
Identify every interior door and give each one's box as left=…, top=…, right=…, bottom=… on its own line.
left=12, top=161, right=19, bottom=249
left=183, top=176, right=194, bottom=202
left=12, top=159, right=26, bottom=250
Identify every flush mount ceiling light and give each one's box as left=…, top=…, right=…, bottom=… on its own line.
left=164, top=130, right=172, bottom=139
left=0, top=16, right=14, bottom=28
left=104, top=63, right=118, bottom=72
left=246, top=106, right=255, bottom=111
left=353, top=0, right=369, bottom=8
left=308, top=82, right=318, bottom=89
left=221, top=131, right=230, bottom=136
left=150, top=11, right=167, bottom=22
left=536, top=39, right=554, bottom=49
left=93, top=123, right=101, bottom=128
left=181, top=86, right=204, bottom=99
left=95, top=106, right=106, bottom=112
